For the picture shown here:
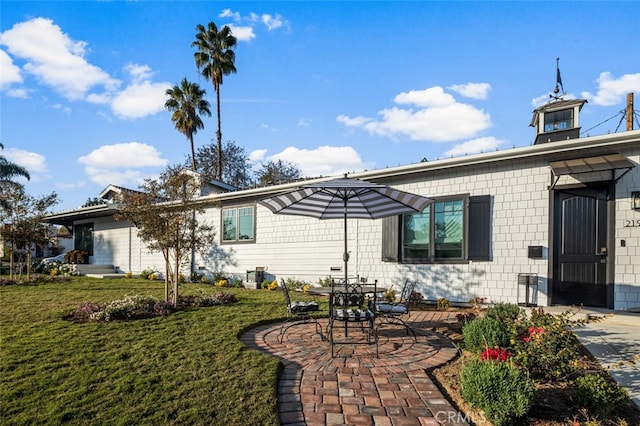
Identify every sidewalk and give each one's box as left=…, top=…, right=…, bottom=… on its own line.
left=536, top=306, right=640, bottom=410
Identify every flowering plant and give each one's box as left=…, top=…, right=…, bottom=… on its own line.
left=267, top=280, right=278, bottom=290
left=456, top=312, right=476, bottom=323
left=521, top=326, right=545, bottom=343
left=481, top=346, right=513, bottom=362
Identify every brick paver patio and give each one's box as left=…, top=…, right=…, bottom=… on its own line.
left=240, top=311, right=470, bottom=425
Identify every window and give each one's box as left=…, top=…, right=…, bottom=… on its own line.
left=74, top=223, right=93, bottom=256
left=222, top=205, right=255, bottom=243
left=402, top=197, right=464, bottom=261
left=544, top=109, right=573, bottom=132
left=382, top=195, right=491, bottom=263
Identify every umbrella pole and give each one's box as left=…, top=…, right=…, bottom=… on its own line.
left=343, top=198, right=348, bottom=284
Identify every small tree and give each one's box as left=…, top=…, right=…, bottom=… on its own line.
left=0, top=186, right=58, bottom=279
left=191, top=140, right=252, bottom=188
left=256, top=159, right=302, bottom=186
left=116, top=166, right=215, bottom=306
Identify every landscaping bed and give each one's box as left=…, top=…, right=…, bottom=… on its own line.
left=421, top=303, right=640, bottom=425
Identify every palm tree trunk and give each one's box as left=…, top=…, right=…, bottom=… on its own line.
left=216, top=89, right=222, bottom=181
left=189, top=134, right=197, bottom=171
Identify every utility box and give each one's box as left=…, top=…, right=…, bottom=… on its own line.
left=255, top=267, right=265, bottom=289
left=528, top=246, right=544, bottom=259
left=517, top=273, right=538, bottom=307
left=246, top=267, right=266, bottom=289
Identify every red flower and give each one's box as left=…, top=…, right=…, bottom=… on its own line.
left=481, top=346, right=513, bottom=362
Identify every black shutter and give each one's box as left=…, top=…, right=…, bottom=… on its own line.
left=468, top=195, right=491, bottom=261
left=381, top=215, right=400, bottom=262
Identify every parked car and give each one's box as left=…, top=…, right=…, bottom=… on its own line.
left=35, top=253, right=66, bottom=272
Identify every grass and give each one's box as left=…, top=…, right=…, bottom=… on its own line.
left=0, top=277, right=322, bottom=425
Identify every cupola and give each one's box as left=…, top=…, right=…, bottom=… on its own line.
left=530, top=58, right=588, bottom=145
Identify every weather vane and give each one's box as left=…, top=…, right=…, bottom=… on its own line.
left=551, top=57, right=565, bottom=100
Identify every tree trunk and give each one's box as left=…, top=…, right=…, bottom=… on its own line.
left=189, top=134, right=197, bottom=171
left=164, top=249, right=170, bottom=303
left=216, top=89, right=222, bottom=181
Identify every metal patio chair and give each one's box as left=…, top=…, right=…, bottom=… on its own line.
left=375, top=278, right=417, bottom=341
left=328, top=276, right=378, bottom=357
left=278, top=279, right=323, bottom=343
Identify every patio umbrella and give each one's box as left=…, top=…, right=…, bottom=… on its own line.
left=259, top=175, right=432, bottom=283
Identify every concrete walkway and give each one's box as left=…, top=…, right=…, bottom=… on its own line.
left=241, top=311, right=470, bottom=426
left=567, top=307, right=640, bottom=410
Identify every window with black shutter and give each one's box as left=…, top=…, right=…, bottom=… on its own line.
left=381, top=194, right=492, bottom=263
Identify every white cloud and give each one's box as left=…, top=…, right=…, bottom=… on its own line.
left=218, top=9, right=290, bottom=41
left=297, top=117, right=312, bottom=126
left=0, top=17, right=120, bottom=100
left=124, top=63, right=153, bottom=83
left=219, top=9, right=241, bottom=22
left=3, top=148, right=50, bottom=182
left=339, top=86, right=492, bottom=142
left=0, top=49, right=22, bottom=88
left=448, top=83, right=491, bottom=100
left=111, top=79, right=171, bottom=119
left=444, top=137, right=505, bottom=158
left=77, top=142, right=168, bottom=186
left=394, top=86, right=456, bottom=107
left=6, top=87, right=28, bottom=98
left=267, top=146, right=369, bottom=177
left=581, top=72, right=640, bottom=106
left=226, top=25, right=256, bottom=42
left=249, top=149, right=268, bottom=162
left=262, top=14, right=286, bottom=31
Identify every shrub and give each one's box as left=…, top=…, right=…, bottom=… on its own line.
left=436, top=297, right=450, bottom=310
left=267, top=280, right=278, bottom=290
left=576, top=374, right=629, bottom=414
left=486, top=302, right=522, bottom=323
left=383, top=288, right=396, bottom=302
left=215, top=279, right=229, bottom=287
left=512, top=307, right=585, bottom=381
left=461, top=359, right=535, bottom=426
left=90, top=295, right=158, bottom=322
left=463, top=316, right=511, bottom=354
left=456, top=312, right=476, bottom=323
left=139, top=267, right=158, bottom=280
left=214, top=292, right=237, bottom=305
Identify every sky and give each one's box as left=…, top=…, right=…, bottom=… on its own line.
left=2, top=1, right=640, bottom=212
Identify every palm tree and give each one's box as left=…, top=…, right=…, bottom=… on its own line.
left=164, top=79, right=211, bottom=171
left=1, top=143, right=30, bottom=183
left=192, top=22, right=237, bottom=180
left=1, top=143, right=31, bottom=211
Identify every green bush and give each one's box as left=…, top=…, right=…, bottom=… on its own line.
left=576, top=374, right=629, bottom=414
left=512, top=308, right=585, bottom=381
left=486, top=302, right=522, bottom=323
left=436, top=297, right=450, bottom=310
left=461, top=359, right=536, bottom=426
left=139, top=267, right=158, bottom=280
left=462, top=316, right=510, bottom=353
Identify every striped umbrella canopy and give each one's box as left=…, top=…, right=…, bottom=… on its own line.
left=259, top=176, right=432, bottom=282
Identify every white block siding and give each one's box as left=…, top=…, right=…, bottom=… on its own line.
left=614, top=147, right=640, bottom=310
left=200, top=157, right=553, bottom=307
left=56, top=131, right=640, bottom=311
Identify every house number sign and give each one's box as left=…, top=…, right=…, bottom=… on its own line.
left=623, top=219, right=640, bottom=227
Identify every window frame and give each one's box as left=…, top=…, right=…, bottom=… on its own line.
left=221, top=204, right=256, bottom=244
left=544, top=108, right=573, bottom=132
left=382, top=194, right=492, bottom=264
left=401, top=194, right=469, bottom=264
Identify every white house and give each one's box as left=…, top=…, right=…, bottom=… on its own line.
left=44, top=98, right=640, bottom=310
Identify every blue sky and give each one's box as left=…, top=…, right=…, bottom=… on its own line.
left=2, top=1, right=639, bottom=212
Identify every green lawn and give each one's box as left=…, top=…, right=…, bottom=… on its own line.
left=0, top=277, right=319, bottom=425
